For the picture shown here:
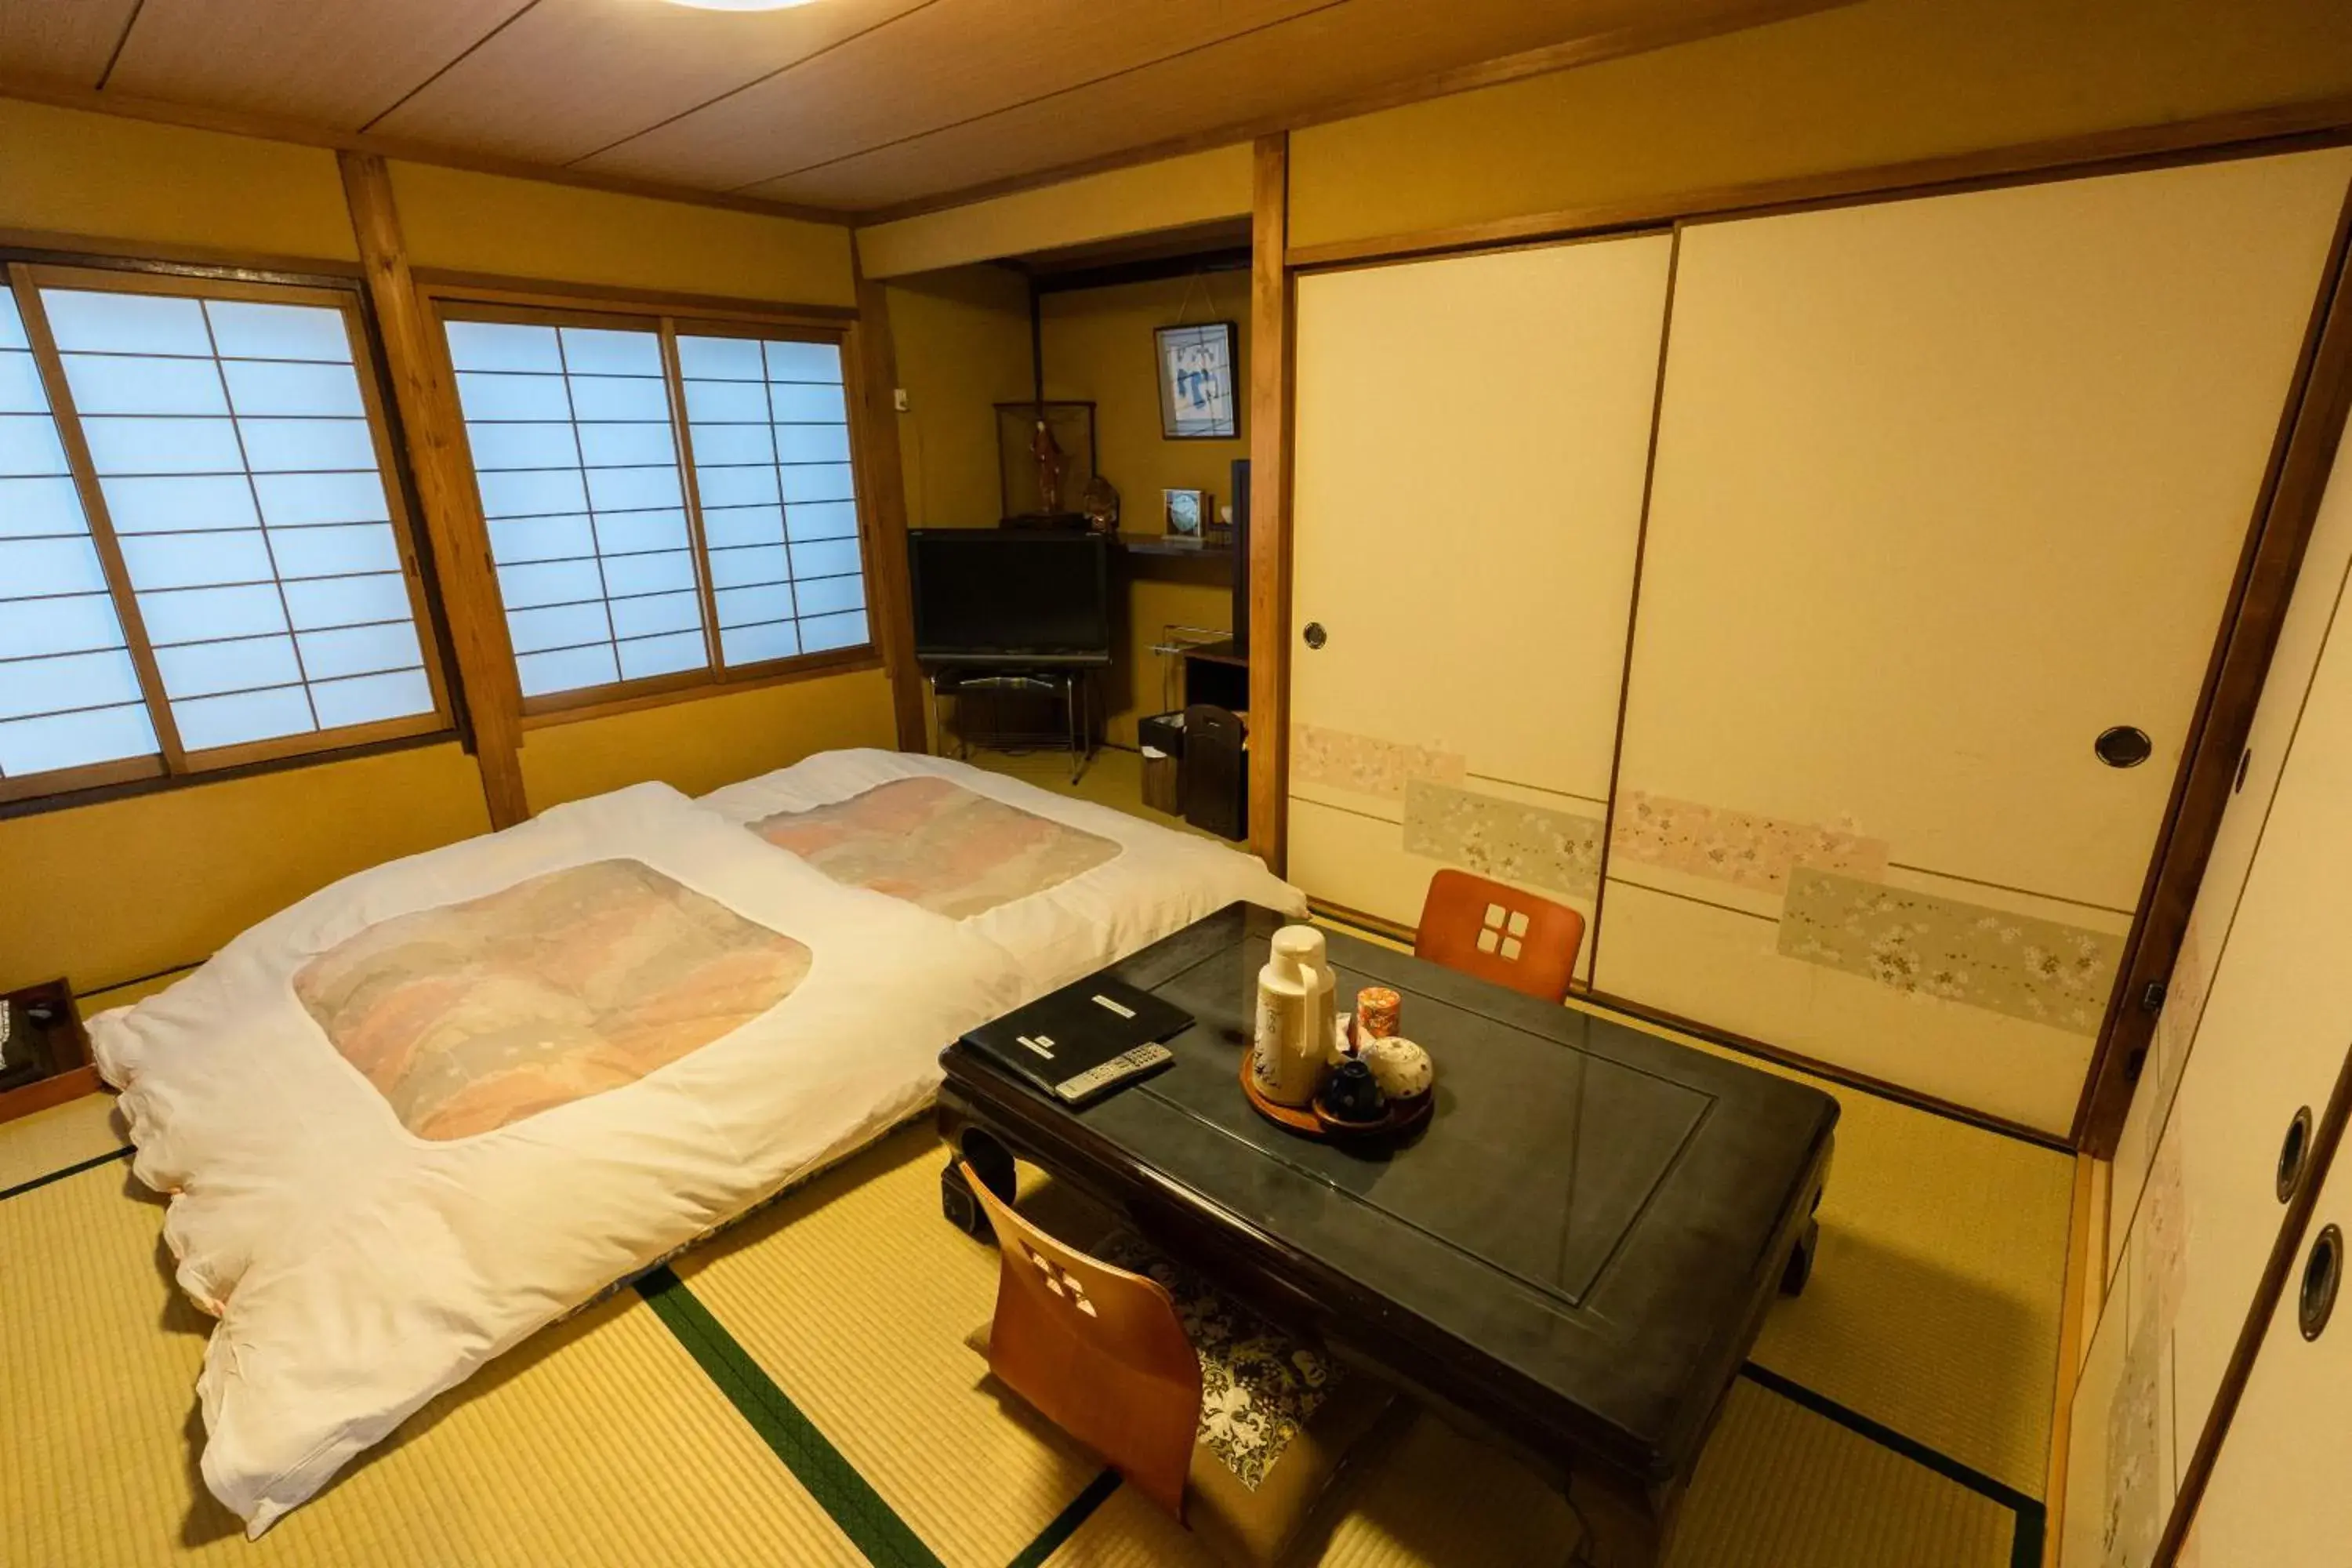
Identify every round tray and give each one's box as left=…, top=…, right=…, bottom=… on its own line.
left=1239, top=1051, right=1432, bottom=1142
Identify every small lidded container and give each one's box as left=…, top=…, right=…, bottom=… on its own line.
left=1353, top=986, right=1402, bottom=1046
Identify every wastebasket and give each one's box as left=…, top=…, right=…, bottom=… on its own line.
left=1138, top=711, right=1184, bottom=815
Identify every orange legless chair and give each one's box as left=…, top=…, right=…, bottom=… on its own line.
left=1413, top=868, right=1586, bottom=1004
left=959, top=1160, right=1203, bottom=1519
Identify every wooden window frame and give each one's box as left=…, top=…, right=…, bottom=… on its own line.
left=0, top=253, right=457, bottom=808
left=425, top=282, right=883, bottom=727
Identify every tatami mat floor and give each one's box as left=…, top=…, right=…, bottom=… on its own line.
left=0, top=746, right=2073, bottom=1567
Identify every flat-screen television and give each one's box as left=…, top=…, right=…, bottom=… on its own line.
left=908, top=529, right=1113, bottom=666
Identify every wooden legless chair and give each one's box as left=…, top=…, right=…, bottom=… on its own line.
left=959, top=1160, right=1203, bottom=1519
left=1413, top=869, right=1586, bottom=1004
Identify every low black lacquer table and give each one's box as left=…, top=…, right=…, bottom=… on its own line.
left=936, top=904, right=1837, bottom=1566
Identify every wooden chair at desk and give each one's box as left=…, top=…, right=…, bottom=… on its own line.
left=1414, top=869, right=1586, bottom=1004
left=957, top=1161, right=1390, bottom=1565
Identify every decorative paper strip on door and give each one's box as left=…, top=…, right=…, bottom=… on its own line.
left=1777, top=869, right=2123, bottom=1035
left=1290, top=723, right=1465, bottom=800
left=1609, top=790, right=1888, bottom=893
left=1399, top=779, right=1602, bottom=898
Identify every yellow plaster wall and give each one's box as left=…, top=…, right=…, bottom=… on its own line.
left=0, top=96, right=356, bottom=260
left=387, top=161, right=856, bottom=307
left=855, top=146, right=1253, bottom=278
left=0, top=105, right=889, bottom=1013
left=1288, top=0, right=2352, bottom=248
left=886, top=265, right=1036, bottom=527
left=518, top=667, right=899, bottom=814
left=1040, top=274, right=1248, bottom=746
left=0, top=744, right=492, bottom=999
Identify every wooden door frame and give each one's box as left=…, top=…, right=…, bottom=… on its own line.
left=1253, top=100, right=2352, bottom=1155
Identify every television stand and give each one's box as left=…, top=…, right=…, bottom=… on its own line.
left=927, top=665, right=1100, bottom=784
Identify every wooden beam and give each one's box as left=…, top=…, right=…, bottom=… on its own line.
left=337, top=151, right=531, bottom=829
left=2074, top=176, right=2352, bottom=1156
left=849, top=262, right=928, bottom=752
left=849, top=0, right=1853, bottom=227
left=2039, top=1152, right=2104, bottom=1567
left=0, top=79, right=851, bottom=229
left=1246, top=134, right=1294, bottom=872
left=1287, top=93, right=2352, bottom=271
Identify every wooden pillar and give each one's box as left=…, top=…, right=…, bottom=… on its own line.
left=850, top=252, right=928, bottom=752
left=1247, top=133, right=1294, bottom=872
left=337, top=151, right=530, bottom=829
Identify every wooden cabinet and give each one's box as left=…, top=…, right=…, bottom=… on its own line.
left=1593, top=151, right=2350, bottom=1134
left=1287, top=234, right=1673, bottom=971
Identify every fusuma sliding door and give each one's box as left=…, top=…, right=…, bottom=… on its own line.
left=2058, top=401, right=2352, bottom=1567
left=1287, top=234, right=1673, bottom=973
left=1595, top=150, right=2352, bottom=1134
left=2058, top=400, right=2352, bottom=1568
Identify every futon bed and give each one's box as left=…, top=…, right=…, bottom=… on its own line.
left=89, top=752, right=1302, bottom=1534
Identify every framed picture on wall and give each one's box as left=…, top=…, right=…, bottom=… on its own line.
left=1156, top=321, right=1239, bottom=440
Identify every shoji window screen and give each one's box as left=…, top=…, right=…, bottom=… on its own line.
left=444, top=318, right=706, bottom=700
left=674, top=333, right=867, bottom=665
left=0, top=265, right=447, bottom=803
left=441, top=306, right=871, bottom=712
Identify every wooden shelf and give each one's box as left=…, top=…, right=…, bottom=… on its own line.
left=1178, top=637, right=1247, bottom=669
left=1116, top=532, right=1232, bottom=560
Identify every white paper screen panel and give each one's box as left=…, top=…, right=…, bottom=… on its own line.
left=20, top=286, right=434, bottom=764
left=448, top=320, right=707, bottom=699
left=676, top=333, right=867, bottom=664
left=1596, top=149, right=2352, bottom=1131
left=0, top=289, right=154, bottom=780
left=1286, top=234, right=1673, bottom=960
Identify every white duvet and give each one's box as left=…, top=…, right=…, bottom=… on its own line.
left=699, top=748, right=1305, bottom=992
left=92, top=752, right=1305, bottom=1535
left=92, top=782, right=1027, bottom=1534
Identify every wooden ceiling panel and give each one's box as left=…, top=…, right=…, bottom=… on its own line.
left=106, top=0, right=524, bottom=129
left=745, top=0, right=1737, bottom=210
left=575, top=0, right=1330, bottom=191
left=369, top=0, right=934, bottom=165
left=0, top=0, right=140, bottom=86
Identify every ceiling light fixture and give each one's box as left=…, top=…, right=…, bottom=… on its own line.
left=662, top=0, right=822, bottom=9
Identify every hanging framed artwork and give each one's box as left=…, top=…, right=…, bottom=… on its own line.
left=1155, top=321, right=1240, bottom=440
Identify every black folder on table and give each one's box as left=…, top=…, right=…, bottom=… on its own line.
left=960, top=976, right=1193, bottom=1106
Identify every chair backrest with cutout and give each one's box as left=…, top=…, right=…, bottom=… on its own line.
left=960, top=1160, right=1203, bottom=1519
left=1412, top=869, right=1585, bottom=1003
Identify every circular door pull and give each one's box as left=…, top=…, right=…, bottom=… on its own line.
left=2300, top=1223, right=2342, bottom=1341
left=2096, top=727, right=2154, bottom=768
left=2280, top=1106, right=2314, bottom=1203
left=1302, top=622, right=1327, bottom=650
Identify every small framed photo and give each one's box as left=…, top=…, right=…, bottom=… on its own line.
left=1163, top=488, right=1209, bottom=538
left=1155, top=321, right=1239, bottom=440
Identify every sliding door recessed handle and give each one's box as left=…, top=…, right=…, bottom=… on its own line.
left=1302, top=622, right=1327, bottom=650
left=2300, top=1223, right=2341, bottom=1341
left=2280, top=1107, right=2314, bottom=1203
left=2096, top=727, right=2154, bottom=768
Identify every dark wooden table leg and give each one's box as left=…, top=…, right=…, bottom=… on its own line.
left=1568, top=1468, right=1677, bottom=1568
